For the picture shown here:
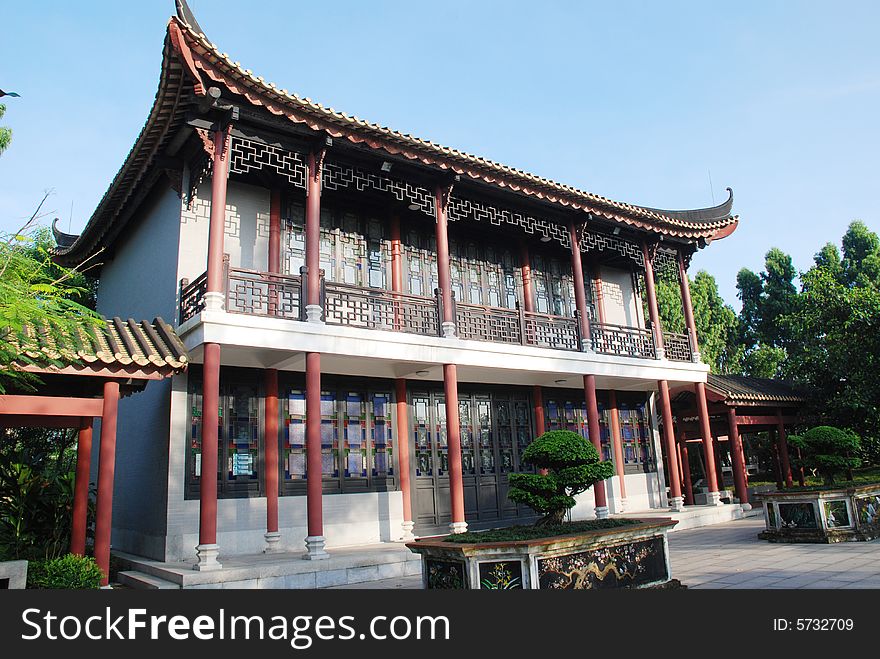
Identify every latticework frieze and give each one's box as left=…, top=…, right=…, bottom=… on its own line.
left=652, top=248, right=681, bottom=282
left=446, top=196, right=571, bottom=248
left=579, top=230, right=644, bottom=268
left=229, top=137, right=307, bottom=188
left=322, top=162, right=435, bottom=215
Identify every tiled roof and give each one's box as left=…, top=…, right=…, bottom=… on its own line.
left=54, top=4, right=738, bottom=266
left=706, top=374, right=807, bottom=406
left=9, top=316, right=188, bottom=375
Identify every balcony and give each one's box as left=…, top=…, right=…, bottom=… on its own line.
left=179, top=266, right=696, bottom=363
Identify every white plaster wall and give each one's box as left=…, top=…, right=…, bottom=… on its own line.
left=94, top=183, right=182, bottom=558
left=601, top=266, right=643, bottom=328
left=178, top=177, right=270, bottom=284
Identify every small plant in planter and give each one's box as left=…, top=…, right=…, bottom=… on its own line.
left=508, top=430, right=615, bottom=526
left=788, top=426, right=861, bottom=486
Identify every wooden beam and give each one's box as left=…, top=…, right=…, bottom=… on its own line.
left=0, top=414, right=93, bottom=429
left=18, top=363, right=169, bottom=380
left=0, top=395, right=103, bottom=417
left=736, top=415, right=799, bottom=426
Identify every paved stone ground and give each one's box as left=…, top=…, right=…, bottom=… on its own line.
left=669, top=517, right=880, bottom=589
left=331, top=517, right=880, bottom=589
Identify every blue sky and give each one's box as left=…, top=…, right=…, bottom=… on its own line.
left=1, top=1, right=878, bottom=307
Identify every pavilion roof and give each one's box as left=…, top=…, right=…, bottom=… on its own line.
left=705, top=374, right=808, bottom=407
left=7, top=316, right=188, bottom=379
left=53, top=1, right=738, bottom=267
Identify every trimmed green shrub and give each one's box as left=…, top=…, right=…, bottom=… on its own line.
left=27, top=553, right=104, bottom=589
left=508, top=430, right=614, bottom=525
left=788, top=426, right=861, bottom=486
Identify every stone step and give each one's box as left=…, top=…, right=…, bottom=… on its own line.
left=117, top=570, right=180, bottom=590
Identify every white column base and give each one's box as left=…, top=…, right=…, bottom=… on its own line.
left=100, top=584, right=114, bottom=590
left=305, top=305, right=323, bottom=323
left=193, top=543, right=222, bottom=571
left=706, top=490, right=723, bottom=506
left=691, top=351, right=702, bottom=363
left=448, top=521, right=468, bottom=534
left=263, top=531, right=282, bottom=553
left=441, top=321, right=456, bottom=338
left=401, top=520, right=415, bottom=541
left=203, top=291, right=225, bottom=312
left=740, top=502, right=753, bottom=512
left=669, top=496, right=685, bottom=512
left=595, top=506, right=610, bottom=520
left=581, top=338, right=593, bottom=353
left=303, top=535, right=329, bottom=560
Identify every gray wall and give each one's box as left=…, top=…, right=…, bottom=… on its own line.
left=94, top=182, right=182, bottom=559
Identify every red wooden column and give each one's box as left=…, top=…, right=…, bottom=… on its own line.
left=641, top=242, right=665, bottom=359
left=657, top=381, right=684, bottom=510
left=583, top=375, right=609, bottom=518
left=444, top=364, right=467, bottom=533
left=776, top=409, right=794, bottom=488
left=678, top=431, right=695, bottom=505
left=677, top=249, right=700, bottom=363
left=568, top=222, right=592, bottom=352
left=93, top=381, right=119, bottom=587
left=533, top=385, right=549, bottom=476
left=303, top=148, right=328, bottom=558
left=520, top=242, right=535, bottom=314
left=395, top=379, right=414, bottom=539
left=694, top=382, right=721, bottom=505
left=304, top=352, right=328, bottom=558
left=263, top=189, right=282, bottom=551
left=608, top=390, right=628, bottom=511
left=70, top=421, right=93, bottom=556
left=435, top=185, right=456, bottom=337
left=263, top=369, right=280, bottom=551
left=726, top=407, right=751, bottom=510
left=195, top=123, right=232, bottom=571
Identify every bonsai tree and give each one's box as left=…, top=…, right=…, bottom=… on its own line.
left=508, top=430, right=614, bottom=526
left=788, top=426, right=861, bottom=486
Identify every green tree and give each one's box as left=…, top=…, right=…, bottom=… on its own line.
left=841, top=220, right=880, bottom=288
left=689, top=270, right=742, bottom=374
left=508, top=430, right=614, bottom=526
left=0, top=195, right=100, bottom=392
left=0, top=104, right=11, bottom=156
left=788, top=426, right=861, bottom=486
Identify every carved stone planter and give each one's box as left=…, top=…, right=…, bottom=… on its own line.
left=757, top=483, right=880, bottom=543
left=0, top=560, right=28, bottom=589
left=406, top=519, right=677, bottom=590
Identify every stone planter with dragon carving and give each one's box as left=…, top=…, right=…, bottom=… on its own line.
left=406, top=518, right=677, bottom=590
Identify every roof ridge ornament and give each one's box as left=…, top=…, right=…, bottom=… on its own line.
left=175, top=0, right=205, bottom=37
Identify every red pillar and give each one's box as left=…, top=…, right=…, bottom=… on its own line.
left=435, top=186, right=455, bottom=334
left=657, top=381, right=683, bottom=509
left=608, top=390, right=627, bottom=508
left=727, top=407, right=750, bottom=509
left=694, top=382, right=720, bottom=503
left=195, top=122, right=231, bottom=570
left=776, top=410, right=794, bottom=488
left=94, top=381, right=119, bottom=587
left=196, top=342, right=222, bottom=569
left=443, top=364, right=466, bottom=532
left=591, top=258, right=607, bottom=324
left=583, top=374, right=609, bottom=517
left=395, top=379, right=414, bottom=538
left=678, top=250, right=699, bottom=361
left=520, top=242, right=535, bottom=313
left=714, top=435, right=726, bottom=491
left=305, top=352, right=327, bottom=557
left=533, top=385, right=548, bottom=476
left=568, top=222, right=592, bottom=350
left=264, top=368, right=280, bottom=550
left=641, top=242, right=665, bottom=358
left=206, top=125, right=232, bottom=297
left=679, top=434, right=695, bottom=505
left=70, top=421, right=93, bottom=556
left=304, top=150, right=323, bottom=319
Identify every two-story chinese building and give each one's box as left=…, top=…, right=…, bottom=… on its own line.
left=54, top=2, right=742, bottom=571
